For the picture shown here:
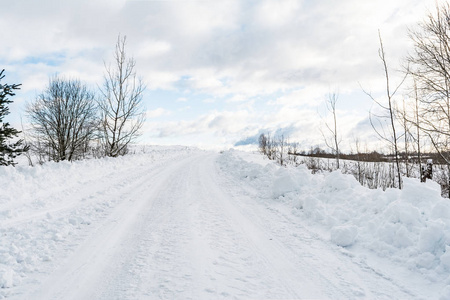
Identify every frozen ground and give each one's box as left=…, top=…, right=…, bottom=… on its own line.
left=0, top=146, right=448, bottom=299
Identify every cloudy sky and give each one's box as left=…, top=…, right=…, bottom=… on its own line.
left=1, top=0, right=440, bottom=151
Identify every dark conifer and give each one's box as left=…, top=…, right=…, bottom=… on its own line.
left=0, top=69, right=28, bottom=166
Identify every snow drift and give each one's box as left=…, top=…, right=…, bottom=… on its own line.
left=217, top=150, right=450, bottom=298
left=0, top=146, right=196, bottom=298
left=1, top=146, right=449, bottom=299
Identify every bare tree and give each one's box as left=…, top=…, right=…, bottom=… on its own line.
left=320, top=91, right=341, bottom=169
left=276, top=134, right=287, bottom=166
left=27, top=77, right=98, bottom=162
left=399, top=79, right=426, bottom=179
left=363, top=31, right=406, bottom=189
left=352, top=137, right=365, bottom=185
left=407, top=2, right=450, bottom=194
left=412, top=80, right=424, bottom=181
left=258, top=133, right=268, bottom=156
left=396, top=98, right=414, bottom=177
left=20, top=117, right=33, bottom=166
left=99, top=35, right=146, bottom=157
left=288, top=140, right=300, bottom=165
left=265, top=133, right=276, bottom=161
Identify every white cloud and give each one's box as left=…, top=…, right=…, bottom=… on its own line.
left=273, top=86, right=328, bottom=108
left=226, top=94, right=247, bottom=103
left=143, top=71, right=179, bottom=90
left=155, top=110, right=252, bottom=138
left=188, top=74, right=224, bottom=92
left=178, top=106, right=191, bottom=112
left=136, top=40, right=172, bottom=58
left=255, top=0, right=301, bottom=28
left=1, top=0, right=440, bottom=149
left=146, top=108, right=171, bottom=119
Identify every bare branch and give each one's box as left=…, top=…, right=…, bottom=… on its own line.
left=99, top=35, right=147, bottom=157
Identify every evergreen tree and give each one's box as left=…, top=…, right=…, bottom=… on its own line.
left=0, top=69, right=27, bottom=166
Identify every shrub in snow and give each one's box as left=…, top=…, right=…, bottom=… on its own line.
left=330, top=225, right=358, bottom=247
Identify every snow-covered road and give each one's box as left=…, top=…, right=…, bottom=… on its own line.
left=1, top=148, right=444, bottom=299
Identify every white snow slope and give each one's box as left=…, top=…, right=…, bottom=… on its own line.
left=0, top=146, right=449, bottom=299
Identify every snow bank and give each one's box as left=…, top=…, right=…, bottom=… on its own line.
left=0, top=146, right=196, bottom=298
left=217, top=150, right=450, bottom=297
left=330, top=225, right=358, bottom=247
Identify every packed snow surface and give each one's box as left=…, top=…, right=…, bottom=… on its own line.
left=0, top=146, right=448, bottom=299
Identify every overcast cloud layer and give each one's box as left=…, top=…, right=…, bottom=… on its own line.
left=1, top=0, right=440, bottom=150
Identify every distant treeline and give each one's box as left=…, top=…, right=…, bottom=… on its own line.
left=292, top=147, right=445, bottom=164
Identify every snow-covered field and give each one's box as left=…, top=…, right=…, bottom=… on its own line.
left=1, top=146, right=449, bottom=299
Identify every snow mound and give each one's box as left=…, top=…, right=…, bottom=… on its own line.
left=272, top=168, right=301, bottom=198
left=0, top=267, right=14, bottom=288
left=217, top=150, right=450, bottom=295
left=330, top=225, right=358, bottom=247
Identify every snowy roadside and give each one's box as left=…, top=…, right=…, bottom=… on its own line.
left=1, top=146, right=449, bottom=299
left=0, top=146, right=198, bottom=299
left=217, top=149, right=450, bottom=299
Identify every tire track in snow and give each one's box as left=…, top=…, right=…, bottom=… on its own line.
left=16, top=150, right=422, bottom=299
left=16, top=152, right=202, bottom=300
left=103, top=153, right=330, bottom=299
